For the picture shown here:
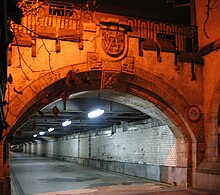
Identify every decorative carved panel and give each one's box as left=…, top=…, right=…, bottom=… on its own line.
left=121, top=56, right=135, bottom=73
left=187, top=105, right=202, bottom=122
left=83, top=10, right=93, bottom=22
left=97, top=20, right=129, bottom=61
left=101, top=29, right=125, bottom=57
left=101, top=71, right=120, bottom=89
left=87, top=52, right=102, bottom=69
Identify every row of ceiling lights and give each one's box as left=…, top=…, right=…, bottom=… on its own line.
left=32, top=109, right=105, bottom=138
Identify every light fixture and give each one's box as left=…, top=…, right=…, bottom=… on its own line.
left=33, top=134, right=37, bottom=137
left=39, top=131, right=45, bottom=135
left=48, top=127, right=55, bottom=132
left=88, top=109, right=104, bottom=118
left=104, top=130, right=111, bottom=135
left=62, top=120, right=71, bottom=127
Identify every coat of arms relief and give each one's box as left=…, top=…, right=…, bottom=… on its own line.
left=97, top=20, right=129, bottom=61
left=101, top=29, right=125, bottom=57
left=87, top=19, right=135, bottom=89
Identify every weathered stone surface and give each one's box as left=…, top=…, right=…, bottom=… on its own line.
left=58, top=28, right=80, bottom=42
left=12, top=33, right=32, bottom=47
left=36, top=26, right=56, bottom=38
left=141, top=39, right=158, bottom=51
left=8, top=96, right=25, bottom=117
left=157, top=39, right=175, bottom=52
left=2, top=0, right=220, bottom=192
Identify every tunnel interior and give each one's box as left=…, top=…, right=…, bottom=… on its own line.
left=9, top=82, right=190, bottom=192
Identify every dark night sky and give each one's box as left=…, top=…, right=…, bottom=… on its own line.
left=50, top=0, right=191, bottom=25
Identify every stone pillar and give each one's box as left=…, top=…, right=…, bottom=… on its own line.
left=0, top=142, right=11, bottom=195
left=176, top=137, right=193, bottom=187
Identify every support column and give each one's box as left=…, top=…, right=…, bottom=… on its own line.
left=78, top=133, right=80, bottom=158
left=0, top=142, right=11, bottom=195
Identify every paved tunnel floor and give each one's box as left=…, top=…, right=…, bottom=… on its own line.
left=10, top=153, right=219, bottom=195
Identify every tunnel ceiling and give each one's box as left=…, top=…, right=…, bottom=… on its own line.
left=11, top=96, right=150, bottom=144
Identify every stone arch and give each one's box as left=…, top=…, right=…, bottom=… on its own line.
left=6, top=66, right=196, bottom=139
left=5, top=65, right=199, bottom=185
left=207, top=78, right=220, bottom=159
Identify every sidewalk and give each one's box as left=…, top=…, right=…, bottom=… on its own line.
left=34, top=183, right=220, bottom=195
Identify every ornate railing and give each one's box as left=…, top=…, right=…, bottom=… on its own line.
left=126, top=18, right=198, bottom=52
left=12, top=0, right=198, bottom=52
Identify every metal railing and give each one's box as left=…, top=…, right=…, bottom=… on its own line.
left=12, top=0, right=198, bottom=52
left=126, top=18, right=198, bottom=52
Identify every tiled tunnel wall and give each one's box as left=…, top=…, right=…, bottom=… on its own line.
left=23, top=119, right=188, bottom=185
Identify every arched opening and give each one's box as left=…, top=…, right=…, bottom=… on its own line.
left=5, top=69, right=197, bottom=192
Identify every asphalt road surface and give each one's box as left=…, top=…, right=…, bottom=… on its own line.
left=10, top=153, right=219, bottom=195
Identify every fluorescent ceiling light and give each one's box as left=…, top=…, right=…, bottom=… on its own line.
left=48, top=127, right=55, bottom=132
left=104, top=130, right=111, bottom=134
left=62, top=120, right=71, bottom=127
left=88, top=109, right=104, bottom=118
left=104, top=130, right=112, bottom=136
left=39, top=131, right=45, bottom=135
left=33, top=134, right=38, bottom=137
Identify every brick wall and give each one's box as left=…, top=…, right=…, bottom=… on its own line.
left=26, top=118, right=177, bottom=166
left=90, top=119, right=176, bottom=166
left=23, top=119, right=188, bottom=185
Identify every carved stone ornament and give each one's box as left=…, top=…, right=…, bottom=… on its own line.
left=121, top=57, right=135, bottom=73
left=101, top=29, right=125, bottom=57
left=97, top=24, right=128, bottom=61
left=87, top=52, right=102, bottom=69
left=101, top=71, right=120, bottom=89
left=187, top=105, right=202, bottom=122
left=83, top=10, right=93, bottom=22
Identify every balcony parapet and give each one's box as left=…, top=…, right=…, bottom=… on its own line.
left=11, top=0, right=198, bottom=52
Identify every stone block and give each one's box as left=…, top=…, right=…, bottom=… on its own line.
left=195, top=171, right=220, bottom=190
left=102, top=161, right=108, bottom=170
left=12, top=33, right=32, bottom=47
left=141, top=39, right=158, bottom=51
left=107, top=161, right=115, bottom=172
left=36, top=26, right=56, bottom=38
left=8, top=96, right=25, bottom=117
left=5, top=112, right=17, bottom=129
left=56, top=65, right=74, bottom=79
left=124, top=163, right=136, bottom=177
left=135, top=164, right=148, bottom=178
left=43, top=72, right=61, bottom=87
left=146, top=164, right=160, bottom=180
left=58, top=28, right=80, bottom=42
left=83, top=22, right=96, bottom=32
left=17, top=85, right=36, bottom=106
left=160, top=166, right=187, bottom=186
left=29, top=77, right=49, bottom=94
left=157, top=39, right=175, bottom=52
left=114, top=162, right=124, bottom=173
